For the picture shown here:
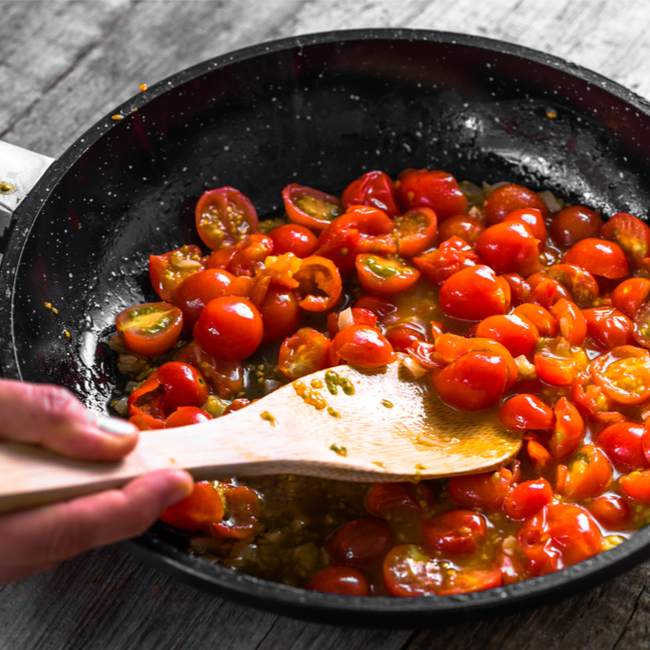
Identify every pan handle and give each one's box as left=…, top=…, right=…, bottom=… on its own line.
left=0, top=141, right=54, bottom=236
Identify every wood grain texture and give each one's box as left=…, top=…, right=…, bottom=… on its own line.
left=2, top=1, right=650, bottom=649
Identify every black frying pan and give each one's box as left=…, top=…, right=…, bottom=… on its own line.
left=2, top=29, right=650, bottom=628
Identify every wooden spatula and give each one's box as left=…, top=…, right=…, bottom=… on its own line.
left=0, top=360, right=522, bottom=513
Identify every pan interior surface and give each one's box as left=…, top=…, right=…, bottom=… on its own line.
left=3, top=30, right=650, bottom=625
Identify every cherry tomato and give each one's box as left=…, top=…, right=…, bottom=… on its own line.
left=291, top=255, right=342, bottom=311
left=330, top=325, right=395, bottom=369
left=513, top=303, right=558, bottom=337
left=327, top=518, right=392, bottom=570
left=156, top=361, right=209, bottom=416
left=501, top=273, right=532, bottom=306
left=550, top=298, right=587, bottom=347
left=571, top=373, right=627, bottom=425
left=149, top=244, right=204, bottom=302
left=563, top=238, right=630, bottom=279
left=499, top=394, right=555, bottom=431
left=327, top=307, right=377, bottom=338
left=208, top=484, right=260, bottom=540
left=421, top=509, right=487, bottom=555
left=439, top=265, right=511, bottom=320
left=546, top=264, right=599, bottom=308
left=193, top=296, right=263, bottom=361
left=159, top=481, right=224, bottom=531
left=342, top=170, right=399, bottom=217
left=413, top=235, right=479, bottom=285
left=306, top=567, right=371, bottom=596
left=503, top=207, right=546, bottom=246
left=165, top=406, right=212, bottom=428
left=548, top=397, right=584, bottom=461
left=365, top=482, right=435, bottom=518
left=527, top=439, right=552, bottom=473
left=386, top=322, right=427, bottom=351
left=601, top=212, right=650, bottom=269
left=355, top=254, right=420, bottom=295
left=595, top=422, right=649, bottom=472
left=116, top=302, right=183, bottom=357
left=195, top=187, right=259, bottom=250
left=212, top=233, right=274, bottom=277
left=174, top=268, right=236, bottom=329
left=449, top=469, right=516, bottom=511
left=550, top=205, right=604, bottom=247
left=563, top=445, right=613, bottom=499
left=269, top=223, right=318, bottom=257
left=438, top=213, right=486, bottom=245
left=278, top=327, right=330, bottom=379
left=396, top=169, right=467, bottom=220
left=483, top=183, right=549, bottom=226
left=612, top=277, right=650, bottom=319
left=527, top=272, right=572, bottom=310
left=475, top=221, right=542, bottom=277
left=620, top=469, right=650, bottom=504
left=283, top=183, right=343, bottom=230
left=504, top=478, right=553, bottom=521
left=127, top=373, right=166, bottom=429
left=587, top=494, right=633, bottom=530
left=590, top=345, right=650, bottom=406
left=258, top=285, right=302, bottom=344
left=392, top=207, right=438, bottom=257
left=534, top=336, right=589, bottom=386
left=518, top=504, right=602, bottom=576
left=474, top=313, right=539, bottom=357
left=582, top=306, right=634, bottom=350
left=633, top=302, right=650, bottom=350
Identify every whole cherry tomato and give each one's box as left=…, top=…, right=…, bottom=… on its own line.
left=550, top=205, right=604, bottom=247
left=421, top=509, right=487, bottom=555
left=582, top=306, right=634, bottom=350
left=550, top=298, right=587, bottom=347
left=258, top=285, right=302, bottom=344
left=438, top=213, right=486, bottom=245
left=149, top=245, right=204, bottom=302
left=474, top=313, right=539, bottom=357
left=330, top=325, right=395, bottom=369
left=601, top=212, right=650, bottom=269
left=355, top=254, right=420, bottom=295
left=513, top=303, right=558, bottom=337
left=327, top=518, right=392, bottom=570
left=448, top=468, right=516, bottom=510
left=503, top=207, right=547, bottom=246
left=341, top=170, right=400, bottom=217
left=165, top=406, right=212, bottom=428
left=156, top=361, right=209, bottom=416
left=306, top=567, right=371, bottom=596
left=159, top=481, right=224, bottom=531
left=587, top=494, right=633, bottom=530
left=269, top=223, right=318, bottom=257
left=278, top=327, right=330, bottom=379
left=483, top=183, right=549, bottom=226
left=475, top=221, right=542, bottom=277
left=499, top=394, right=555, bottom=431
left=116, top=302, right=183, bottom=357
left=504, top=479, right=553, bottom=521
left=174, top=268, right=236, bottom=329
left=563, top=238, right=630, bottom=279
left=595, top=422, right=649, bottom=472
left=396, top=169, right=467, bottom=220
left=282, top=183, right=343, bottom=230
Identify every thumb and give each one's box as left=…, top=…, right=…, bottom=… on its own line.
left=0, top=379, right=139, bottom=461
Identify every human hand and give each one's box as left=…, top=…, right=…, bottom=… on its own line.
left=0, top=379, right=193, bottom=584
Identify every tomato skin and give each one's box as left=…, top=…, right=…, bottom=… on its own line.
left=564, top=238, right=630, bottom=279
left=342, top=170, right=399, bottom=217
left=214, top=233, right=274, bottom=277
left=392, top=207, right=438, bottom=257
left=208, top=484, right=260, bottom=540
left=582, top=306, right=634, bottom=351
left=396, top=169, right=467, bottom=220
left=306, top=567, right=371, bottom=596
left=278, top=327, right=330, bottom=379
left=174, top=268, right=236, bottom=329
left=475, top=221, right=542, bottom=277
left=474, top=313, right=539, bottom=357
left=563, top=444, right=613, bottom=499
left=149, top=245, right=204, bottom=303
left=327, top=518, right=393, bottom=570
left=448, top=469, right=516, bottom=510
left=548, top=397, right=584, bottom=461
left=193, top=296, right=263, bottom=361
left=327, top=307, right=377, bottom=338
left=590, top=345, right=650, bottom=406
left=283, top=183, right=343, bottom=230
left=504, top=478, right=553, bottom=521
left=355, top=254, right=420, bottom=295
left=612, top=277, right=650, bottom=319
left=503, top=207, right=546, bottom=246
left=413, top=235, right=479, bottom=285
left=601, top=212, right=650, bottom=269
left=165, top=406, right=212, bottom=428
left=156, top=361, right=209, bottom=416
left=438, top=214, right=486, bottom=246
left=365, top=482, right=435, bottom=518
left=330, top=325, right=395, bottom=369
left=550, top=298, right=587, bottom=347
left=499, top=394, right=555, bottom=431
left=534, top=336, right=589, bottom=386
left=258, top=285, right=302, bottom=345
left=195, top=187, right=259, bottom=250
left=421, top=509, right=487, bottom=555
left=293, top=255, right=343, bottom=311
left=595, top=422, right=649, bottom=472
left=483, top=183, right=548, bottom=226
left=439, top=265, right=511, bottom=321
left=517, top=504, right=602, bottom=576
left=269, top=223, right=318, bottom=258
left=550, top=205, right=604, bottom=247
left=116, top=302, right=183, bottom=357
left=127, top=373, right=166, bottom=428
left=386, top=322, right=427, bottom=351
left=546, top=264, right=599, bottom=309
left=620, top=470, right=650, bottom=504
left=587, top=494, right=633, bottom=530
left=159, top=481, right=224, bottom=531
left=513, top=303, right=558, bottom=337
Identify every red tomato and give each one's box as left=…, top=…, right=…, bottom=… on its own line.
left=386, top=322, right=427, bottom=351
left=550, top=205, right=604, bottom=247
left=439, top=265, right=511, bottom=320
left=193, top=296, right=263, bottom=361
left=174, top=268, right=236, bottom=329
left=149, top=245, right=204, bottom=302
left=438, top=213, right=486, bottom=245
left=503, top=207, right=546, bottom=246
left=156, top=361, right=209, bottom=416
left=292, top=255, right=342, bottom=311
left=327, top=518, right=392, bottom=570
left=258, top=285, right=302, bottom=344
left=212, top=233, right=274, bottom=277
left=392, top=207, right=438, bottom=257
left=208, top=484, right=260, bottom=540
left=396, top=169, right=467, bottom=220
left=587, top=494, right=633, bottom=530
left=474, top=313, right=539, bottom=357
left=413, top=235, right=479, bottom=285
left=563, top=445, right=613, bottom=499
left=269, top=223, right=318, bottom=258
left=513, top=303, right=558, bottom=337
left=421, top=509, right=487, bottom=555
left=634, top=302, right=650, bottom=350
left=278, top=327, right=330, bottom=379
left=590, top=345, right=650, bottom=406
left=612, top=277, right=650, bottom=319
left=582, top=306, right=634, bottom=350
left=448, top=468, right=516, bottom=510
left=546, top=264, right=599, bottom=308
left=353, top=294, right=399, bottom=325
left=115, top=302, right=183, bottom=357
left=595, top=422, right=649, bottom=472
left=330, top=325, right=395, bottom=369
left=159, top=481, right=224, bottom=531
left=620, top=470, right=650, bottom=504
left=165, top=406, right=212, bottom=428
left=534, top=336, right=589, bottom=386
left=550, top=298, right=587, bottom=347
left=499, top=394, right=555, bottom=431
left=355, top=254, right=420, bottom=295
left=306, top=567, right=371, bottom=596
left=483, top=183, right=549, bottom=226
left=601, top=212, right=650, bottom=269
left=327, top=307, right=378, bottom=338
left=475, top=221, right=542, bottom=277
left=527, top=439, right=552, bottom=473
left=282, top=183, right=343, bottom=230
left=504, top=478, right=553, bottom=521
left=127, top=373, right=166, bottom=429
left=571, top=373, right=627, bottom=425
left=563, top=238, right=630, bottom=279
left=342, top=170, right=399, bottom=217
left=501, top=273, right=532, bottom=306
left=548, top=397, right=584, bottom=461
left=195, top=187, right=259, bottom=250
left=527, top=272, right=572, bottom=310
left=518, top=504, right=602, bottom=576
left=365, top=482, right=435, bottom=518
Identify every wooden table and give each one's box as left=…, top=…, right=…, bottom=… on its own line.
left=2, top=1, right=650, bottom=648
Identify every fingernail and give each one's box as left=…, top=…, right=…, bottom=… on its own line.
left=95, top=415, right=138, bottom=436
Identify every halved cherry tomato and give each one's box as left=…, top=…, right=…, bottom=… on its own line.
left=513, top=303, right=558, bottom=337
left=504, top=478, right=553, bottom=521
left=550, top=298, right=587, bottom=347
left=365, top=482, right=435, bottom=518
left=392, top=207, right=437, bottom=257
left=564, top=238, right=630, bottom=279
left=342, top=170, right=399, bottom=217
left=590, top=345, right=650, bottom=406
left=633, top=302, right=650, bottom=350
left=149, top=245, right=204, bottom=302
left=595, top=422, right=649, bottom=472
left=534, top=336, right=589, bottom=386
left=601, top=212, right=650, bottom=269
left=258, top=285, right=302, bottom=344
left=439, top=265, right=511, bottom=320
left=571, top=372, right=627, bottom=425
left=212, top=233, right=274, bottom=277
left=548, top=397, right=584, bottom=461
left=413, top=235, right=479, bottom=285
left=327, top=518, right=392, bottom=570
left=421, top=509, right=487, bottom=555
left=503, top=207, right=546, bottom=246
left=546, top=264, right=599, bottom=308
left=517, top=504, right=602, bottom=576
left=208, top=484, right=260, bottom=540
left=448, top=468, right=516, bottom=510
left=116, top=302, right=183, bottom=357
left=195, top=187, right=259, bottom=250
left=396, top=169, right=467, bottom=220
left=438, top=214, right=486, bottom=245
left=620, top=469, right=650, bottom=504
left=330, top=325, right=394, bottom=369
left=283, top=183, right=343, bottom=230
left=475, top=221, right=542, bottom=277
left=292, top=255, right=342, bottom=311
left=269, top=223, right=318, bottom=257
left=165, top=406, right=212, bottom=428
left=278, top=327, right=330, bottom=379
left=499, top=394, right=555, bottom=431
left=306, top=567, right=371, bottom=596
left=612, top=277, right=650, bottom=319
left=562, top=445, right=613, bottom=499
left=156, top=361, right=209, bottom=416
left=587, top=494, right=633, bottom=530
left=474, top=313, right=539, bottom=357
left=159, top=481, right=225, bottom=531
left=582, top=306, right=634, bottom=350
left=174, top=268, right=236, bottom=329
left=550, top=205, right=604, bottom=247
left=193, top=296, right=263, bottom=361
left=483, top=183, right=549, bottom=226
left=355, top=254, right=420, bottom=295
left=127, top=372, right=166, bottom=429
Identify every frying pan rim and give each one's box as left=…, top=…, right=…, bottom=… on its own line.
left=2, top=28, right=650, bottom=625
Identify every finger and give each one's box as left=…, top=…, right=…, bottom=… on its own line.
left=0, top=379, right=139, bottom=460
left=0, top=469, right=193, bottom=567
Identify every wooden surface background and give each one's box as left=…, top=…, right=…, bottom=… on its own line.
left=3, top=0, right=650, bottom=648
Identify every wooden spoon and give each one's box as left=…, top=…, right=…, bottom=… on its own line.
left=0, top=360, right=522, bottom=513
